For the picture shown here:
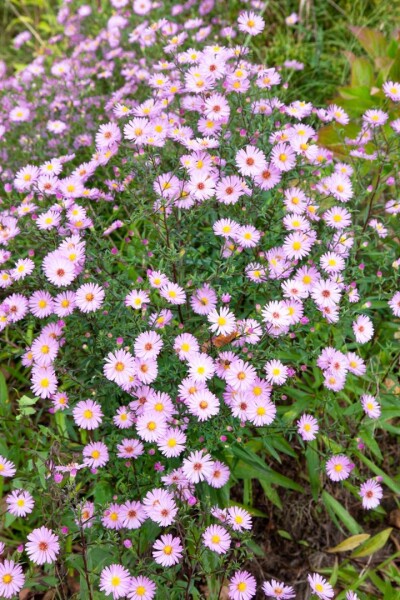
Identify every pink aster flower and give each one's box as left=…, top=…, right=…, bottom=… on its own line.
left=113, top=406, right=135, bottom=429
left=253, top=163, right=281, bottom=190
left=208, top=307, right=236, bottom=336
left=104, top=350, right=136, bottom=386
left=72, top=399, right=103, bottom=430
left=187, top=389, right=220, bottom=421
left=346, top=592, right=359, bottom=600
left=271, top=143, right=296, bottom=172
left=173, top=333, right=199, bottom=361
left=26, top=527, right=60, bottom=565
left=361, top=394, right=381, bottom=419
left=83, top=441, right=109, bottom=468
left=152, top=534, right=183, bottom=567
left=157, top=428, right=187, bottom=457
left=204, top=93, right=230, bottom=121
left=226, top=359, right=256, bottom=392
left=325, top=173, right=353, bottom=202
left=206, top=460, right=230, bottom=488
left=262, top=579, right=295, bottom=598
left=238, top=11, right=265, bottom=35
left=311, top=279, right=342, bottom=308
left=51, top=392, right=69, bottom=412
left=388, top=291, right=400, bottom=316
left=264, top=360, right=288, bottom=385
left=76, top=501, right=95, bottom=528
left=229, top=570, right=257, bottom=600
left=54, top=291, right=76, bottom=317
left=236, top=145, right=266, bottom=176
left=6, top=490, right=35, bottom=517
left=75, top=283, right=105, bottom=313
left=326, top=454, right=354, bottom=482
left=120, top=500, right=147, bottom=529
left=128, top=576, right=156, bottom=600
left=125, top=289, right=150, bottom=309
left=297, top=414, right=319, bottom=441
left=160, top=282, right=186, bottom=305
left=134, top=331, right=163, bottom=359
left=346, top=353, right=366, bottom=376
left=0, top=456, right=16, bottom=478
left=307, top=573, right=334, bottom=600
left=247, top=398, right=276, bottom=426
left=135, top=357, right=158, bottom=384
left=29, top=290, right=54, bottom=318
left=116, top=438, right=144, bottom=459
left=228, top=506, right=252, bottom=531
left=203, top=524, right=231, bottom=554
left=31, top=335, right=59, bottom=367
left=352, top=315, right=374, bottom=344
left=215, top=175, right=245, bottom=205
left=188, top=353, right=215, bottom=383
left=96, top=122, right=121, bottom=149
left=136, top=412, right=167, bottom=442
left=11, top=258, right=35, bottom=281
left=383, top=80, right=400, bottom=101
left=102, top=504, right=123, bottom=530
left=323, top=206, right=352, bottom=229
left=0, top=560, right=25, bottom=598
left=31, top=366, right=58, bottom=399
left=42, top=254, right=76, bottom=287
left=182, top=450, right=214, bottom=484
left=262, top=301, right=291, bottom=328
left=283, top=232, right=314, bottom=260
left=99, top=564, right=131, bottom=599
left=234, top=225, right=261, bottom=248
left=363, top=109, right=388, bottom=127
left=359, top=478, right=383, bottom=510
left=187, top=172, right=216, bottom=201
left=190, top=284, right=217, bottom=315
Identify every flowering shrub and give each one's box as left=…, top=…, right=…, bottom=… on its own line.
left=0, top=1, right=399, bottom=599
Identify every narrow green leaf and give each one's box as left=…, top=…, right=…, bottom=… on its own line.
left=306, top=442, right=321, bottom=501
left=322, top=491, right=362, bottom=535
left=351, top=528, right=393, bottom=558
left=327, top=534, right=370, bottom=553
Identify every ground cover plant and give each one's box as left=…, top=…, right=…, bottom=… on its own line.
left=0, top=0, right=399, bottom=599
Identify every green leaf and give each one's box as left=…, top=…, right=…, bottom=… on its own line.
left=353, top=450, right=400, bottom=495
left=322, top=491, right=362, bottom=535
left=351, top=57, right=374, bottom=87
left=260, top=479, right=282, bottom=509
left=327, top=534, right=371, bottom=553
left=229, top=446, right=304, bottom=492
left=0, top=372, right=8, bottom=404
left=351, top=528, right=393, bottom=558
left=349, top=26, right=388, bottom=59
left=306, top=443, right=321, bottom=501
left=18, top=395, right=38, bottom=406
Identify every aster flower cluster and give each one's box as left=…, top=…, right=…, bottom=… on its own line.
left=0, top=0, right=399, bottom=598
